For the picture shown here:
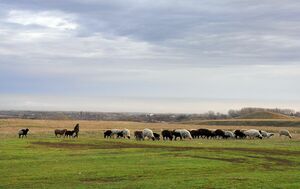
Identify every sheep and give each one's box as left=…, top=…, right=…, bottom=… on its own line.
left=153, top=133, right=160, bottom=140
left=214, top=129, right=226, bottom=139
left=244, top=129, right=263, bottom=139
left=122, top=129, right=131, bottom=139
left=18, top=128, right=29, bottom=138
left=189, top=130, right=199, bottom=139
left=134, top=131, right=144, bottom=141
left=234, top=130, right=246, bottom=139
left=279, top=129, right=292, bottom=139
left=162, top=130, right=173, bottom=140
left=172, top=130, right=182, bottom=140
left=259, top=130, right=274, bottom=138
left=224, top=131, right=235, bottom=139
left=197, top=129, right=215, bottom=139
left=111, top=129, right=130, bottom=139
left=111, top=129, right=122, bottom=138
left=143, top=128, right=155, bottom=141
left=104, top=130, right=112, bottom=138
left=54, top=129, right=67, bottom=137
left=174, top=129, right=192, bottom=140
left=64, top=130, right=75, bottom=138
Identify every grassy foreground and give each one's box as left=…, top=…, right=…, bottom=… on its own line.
left=1, top=133, right=300, bottom=189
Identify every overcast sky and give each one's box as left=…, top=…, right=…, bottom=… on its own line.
left=0, top=0, right=300, bottom=113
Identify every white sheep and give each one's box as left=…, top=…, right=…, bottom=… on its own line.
left=279, top=129, right=292, bottom=139
left=224, top=131, right=235, bottom=138
left=259, top=130, right=274, bottom=138
left=143, top=128, right=155, bottom=140
left=244, top=129, right=263, bottom=139
left=122, top=129, right=131, bottom=139
left=175, top=129, right=192, bottom=140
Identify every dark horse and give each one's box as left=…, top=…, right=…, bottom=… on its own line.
left=73, top=124, right=80, bottom=138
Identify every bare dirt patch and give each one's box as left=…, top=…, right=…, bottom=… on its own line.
left=212, top=147, right=300, bottom=156
left=172, top=154, right=246, bottom=163
left=31, top=141, right=159, bottom=150
left=81, top=175, right=146, bottom=184
left=246, top=155, right=299, bottom=170
left=81, top=176, right=127, bottom=183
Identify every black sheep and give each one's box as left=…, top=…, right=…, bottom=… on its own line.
left=104, top=130, right=112, bottom=138
left=197, top=129, right=215, bottom=139
left=117, top=131, right=124, bottom=138
left=64, top=130, right=75, bottom=138
left=234, top=130, right=246, bottom=139
left=171, top=130, right=182, bottom=141
left=190, top=130, right=199, bottom=139
left=214, top=129, right=226, bottom=139
left=161, top=130, right=173, bottom=140
left=18, top=128, right=29, bottom=138
left=153, top=133, right=160, bottom=140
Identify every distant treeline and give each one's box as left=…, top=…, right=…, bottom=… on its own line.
left=227, top=107, right=298, bottom=118
left=0, top=107, right=299, bottom=122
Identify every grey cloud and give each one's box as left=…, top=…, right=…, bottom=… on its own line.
left=1, top=0, right=300, bottom=113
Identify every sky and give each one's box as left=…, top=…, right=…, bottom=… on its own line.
left=0, top=0, right=300, bottom=113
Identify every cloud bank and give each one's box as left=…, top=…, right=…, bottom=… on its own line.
left=0, top=0, right=300, bottom=113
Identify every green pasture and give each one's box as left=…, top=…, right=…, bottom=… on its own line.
left=0, top=134, right=300, bottom=189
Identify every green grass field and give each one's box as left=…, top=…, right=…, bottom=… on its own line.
left=1, top=130, right=300, bottom=189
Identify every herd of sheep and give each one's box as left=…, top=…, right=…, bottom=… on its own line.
left=103, top=128, right=293, bottom=141
left=17, top=124, right=293, bottom=140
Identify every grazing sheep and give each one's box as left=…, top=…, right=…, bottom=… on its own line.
left=122, top=129, right=131, bottom=139
left=111, top=129, right=122, bottom=138
left=224, top=131, right=235, bottom=139
left=143, top=128, right=155, bottom=141
left=197, top=129, right=215, bottom=139
left=110, top=129, right=130, bottom=139
left=153, top=133, right=160, bottom=140
left=234, top=130, right=247, bottom=139
left=64, top=130, right=75, bottom=138
left=117, top=132, right=124, bottom=138
left=18, top=128, right=29, bottom=138
left=174, top=129, right=192, bottom=140
left=259, top=130, right=274, bottom=138
left=244, top=129, right=263, bottom=139
left=190, top=130, right=199, bottom=139
left=104, top=130, right=112, bottom=138
left=134, top=131, right=144, bottom=141
left=54, top=129, right=67, bottom=137
left=279, top=129, right=292, bottom=139
left=172, top=130, right=182, bottom=140
left=162, top=130, right=173, bottom=140
left=214, top=129, right=226, bottom=139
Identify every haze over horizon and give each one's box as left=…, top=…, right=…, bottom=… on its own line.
left=1, top=1, right=300, bottom=113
